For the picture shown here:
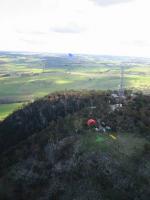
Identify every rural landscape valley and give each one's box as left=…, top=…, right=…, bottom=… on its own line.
left=0, top=51, right=150, bottom=120
left=0, top=52, right=150, bottom=200
left=1, top=0, right=150, bottom=199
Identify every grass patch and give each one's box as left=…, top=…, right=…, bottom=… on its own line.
left=0, top=103, right=23, bottom=120
left=79, top=131, right=115, bottom=153
left=55, top=80, right=73, bottom=84
left=78, top=131, right=149, bottom=158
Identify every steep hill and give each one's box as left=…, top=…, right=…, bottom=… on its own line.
left=0, top=90, right=150, bottom=200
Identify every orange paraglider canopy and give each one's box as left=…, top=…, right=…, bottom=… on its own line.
left=87, top=119, right=97, bottom=126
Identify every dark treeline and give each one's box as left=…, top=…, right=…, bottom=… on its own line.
left=0, top=90, right=108, bottom=154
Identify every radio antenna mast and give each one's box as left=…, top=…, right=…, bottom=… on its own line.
left=43, top=61, right=45, bottom=73
left=119, top=65, right=124, bottom=97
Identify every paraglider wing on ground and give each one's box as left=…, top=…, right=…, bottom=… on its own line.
left=87, top=119, right=97, bottom=127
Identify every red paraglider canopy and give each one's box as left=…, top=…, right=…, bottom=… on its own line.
left=87, top=119, right=96, bottom=126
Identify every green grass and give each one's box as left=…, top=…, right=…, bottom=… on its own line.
left=79, top=131, right=116, bottom=153
left=125, top=76, right=150, bottom=91
left=0, top=103, right=23, bottom=121
left=79, top=131, right=149, bottom=157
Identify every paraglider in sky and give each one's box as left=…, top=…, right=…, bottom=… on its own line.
left=87, top=119, right=97, bottom=127
left=68, top=53, right=73, bottom=58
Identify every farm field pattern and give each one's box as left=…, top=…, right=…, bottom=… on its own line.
left=0, top=51, right=150, bottom=120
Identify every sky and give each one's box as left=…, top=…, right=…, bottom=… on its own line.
left=0, top=0, right=150, bottom=57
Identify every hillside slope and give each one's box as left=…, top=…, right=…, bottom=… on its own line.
left=0, top=90, right=150, bottom=200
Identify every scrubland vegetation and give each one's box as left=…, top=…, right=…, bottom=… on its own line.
left=0, top=90, right=150, bottom=200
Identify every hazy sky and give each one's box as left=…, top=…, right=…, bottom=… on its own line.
left=0, top=0, right=150, bottom=57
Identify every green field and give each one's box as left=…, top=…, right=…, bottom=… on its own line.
left=0, top=53, right=150, bottom=120
left=0, top=103, right=22, bottom=120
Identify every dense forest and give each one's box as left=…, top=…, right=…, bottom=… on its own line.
left=0, top=90, right=150, bottom=200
